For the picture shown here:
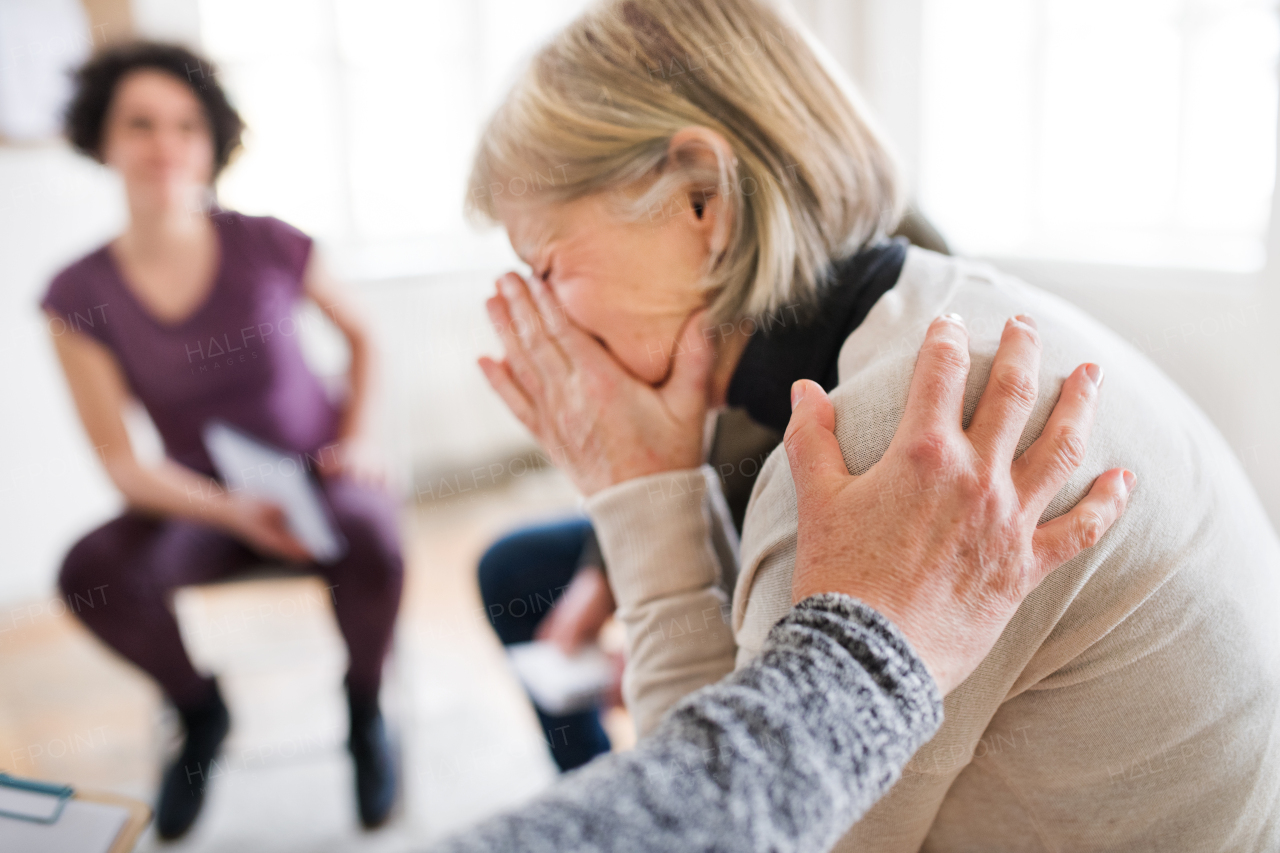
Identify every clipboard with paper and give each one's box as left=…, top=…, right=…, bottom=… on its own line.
left=0, top=773, right=150, bottom=853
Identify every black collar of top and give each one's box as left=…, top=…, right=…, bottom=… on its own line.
left=726, top=239, right=908, bottom=433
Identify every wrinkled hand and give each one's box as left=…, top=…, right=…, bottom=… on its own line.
left=478, top=272, right=714, bottom=496
left=222, top=497, right=312, bottom=562
left=784, top=314, right=1134, bottom=694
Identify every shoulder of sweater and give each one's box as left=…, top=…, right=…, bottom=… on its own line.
left=833, top=247, right=1201, bottom=404
left=740, top=246, right=1271, bottom=617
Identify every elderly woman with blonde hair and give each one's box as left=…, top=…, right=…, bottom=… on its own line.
left=468, top=0, right=1280, bottom=850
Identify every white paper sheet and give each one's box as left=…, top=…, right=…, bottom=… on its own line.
left=0, top=799, right=129, bottom=853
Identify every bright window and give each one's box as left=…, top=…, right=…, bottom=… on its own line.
left=197, top=0, right=591, bottom=270
left=918, top=0, right=1279, bottom=271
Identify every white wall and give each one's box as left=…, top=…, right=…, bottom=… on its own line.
left=996, top=260, right=1280, bottom=523
left=836, top=0, right=1280, bottom=528
left=0, top=145, right=128, bottom=604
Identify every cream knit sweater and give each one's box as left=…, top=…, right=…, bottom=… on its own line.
left=585, top=248, right=1280, bottom=852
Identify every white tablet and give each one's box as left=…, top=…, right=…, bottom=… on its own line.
left=202, top=420, right=347, bottom=563
left=507, top=641, right=615, bottom=716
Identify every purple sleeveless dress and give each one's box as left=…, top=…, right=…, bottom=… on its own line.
left=41, top=211, right=401, bottom=709
left=41, top=210, right=341, bottom=476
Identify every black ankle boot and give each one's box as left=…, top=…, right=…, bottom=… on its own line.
left=347, top=682, right=397, bottom=829
left=156, top=680, right=230, bottom=841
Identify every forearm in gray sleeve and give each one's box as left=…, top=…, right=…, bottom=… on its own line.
left=429, top=593, right=944, bottom=853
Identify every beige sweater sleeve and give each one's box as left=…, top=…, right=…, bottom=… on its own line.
left=583, top=466, right=740, bottom=736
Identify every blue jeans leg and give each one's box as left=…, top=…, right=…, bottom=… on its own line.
left=477, top=517, right=612, bottom=772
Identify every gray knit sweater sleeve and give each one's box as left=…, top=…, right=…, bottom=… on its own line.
left=429, top=593, right=944, bottom=853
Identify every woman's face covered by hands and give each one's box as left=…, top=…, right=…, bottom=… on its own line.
left=479, top=163, right=745, bottom=496
left=479, top=188, right=722, bottom=495
left=495, top=188, right=716, bottom=387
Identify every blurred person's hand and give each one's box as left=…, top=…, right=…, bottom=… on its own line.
left=535, top=565, right=617, bottom=656
left=220, top=497, right=313, bottom=562
left=785, top=314, right=1134, bottom=695
left=316, top=434, right=387, bottom=488
left=478, top=272, right=714, bottom=496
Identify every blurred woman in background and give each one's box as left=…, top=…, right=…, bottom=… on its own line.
left=41, top=42, right=401, bottom=839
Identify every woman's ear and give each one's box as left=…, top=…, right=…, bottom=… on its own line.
left=665, top=126, right=736, bottom=256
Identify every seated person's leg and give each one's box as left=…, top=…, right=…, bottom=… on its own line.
left=478, top=517, right=612, bottom=771
left=60, top=512, right=250, bottom=707
left=315, top=476, right=405, bottom=703
left=59, top=512, right=256, bottom=838
left=314, top=475, right=406, bottom=828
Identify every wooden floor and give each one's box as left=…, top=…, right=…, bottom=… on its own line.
left=0, top=469, right=632, bottom=851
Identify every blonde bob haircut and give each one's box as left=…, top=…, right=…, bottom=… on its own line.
left=466, top=0, right=903, bottom=321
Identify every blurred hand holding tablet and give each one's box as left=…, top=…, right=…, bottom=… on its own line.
left=202, top=421, right=347, bottom=563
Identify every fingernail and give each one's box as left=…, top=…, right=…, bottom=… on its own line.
left=1015, top=314, right=1037, bottom=329
left=1122, top=470, right=1137, bottom=492
left=941, top=313, right=964, bottom=326
left=1084, top=363, right=1104, bottom=387
left=499, top=277, right=517, bottom=298
left=791, top=380, right=806, bottom=411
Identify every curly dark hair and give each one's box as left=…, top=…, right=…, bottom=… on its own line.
left=64, top=41, right=244, bottom=178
